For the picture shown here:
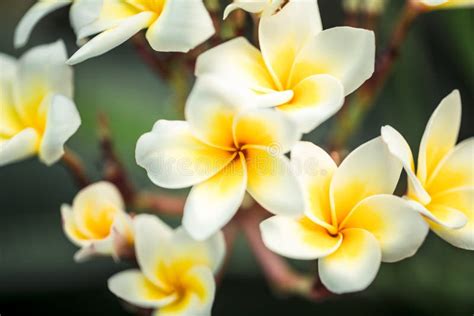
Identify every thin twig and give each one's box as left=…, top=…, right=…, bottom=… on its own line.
left=238, top=204, right=320, bottom=299
left=132, top=33, right=171, bottom=79
left=330, top=1, right=421, bottom=150
left=98, top=113, right=136, bottom=204
left=62, top=149, right=90, bottom=188
left=133, top=191, right=185, bottom=216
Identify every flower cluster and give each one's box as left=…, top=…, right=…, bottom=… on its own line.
left=3, top=0, right=473, bottom=315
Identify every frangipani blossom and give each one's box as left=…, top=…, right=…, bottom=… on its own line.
left=108, top=214, right=225, bottom=316
left=136, top=76, right=304, bottom=240
left=197, top=0, right=375, bottom=133
left=223, top=0, right=284, bottom=19
left=67, top=0, right=215, bottom=65
left=61, top=181, right=134, bottom=262
left=382, top=90, right=474, bottom=250
left=260, top=139, right=429, bottom=294
left=14, top=0, right=102, bottom=48
left=416, top=0, right=474, bottom=9
left=0, top=41, right=80, bottom=167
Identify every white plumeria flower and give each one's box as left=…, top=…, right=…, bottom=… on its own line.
left=416, top=0, right=474, bottom=9
left=223, top=0, right=285, bottom=19
left=14, top=0, right=102, bottom=48
left=67, top=0, right=215, bottom=65
left=61, top=181, right=134, bottom=262
left=136, top=75, right=304, bottom=240
left=196, top=0, right=375, bottom=133
left=108, top=214, right=225, bottom=316
left=382, top=90, right=473, bottom=250
left=260, top=139, right=429, bottom=294
left=0, top=41, right=80, bottom=167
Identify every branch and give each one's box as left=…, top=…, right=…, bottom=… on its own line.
left=62, top=149, right=90, bottom=188
left=98, top=113, right=136, bottom=204
left=330, top=1, right=422, bottom=150
left=133, top=191, right=185, bottom=216
left=132, top=33, right=171, bottom=79
left=237, top=204, right=330, bottom=300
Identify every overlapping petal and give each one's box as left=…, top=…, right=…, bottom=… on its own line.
left=260, top=216, right=342, bottom=260
left=136, top=120, right=235, bottom=189
left=183, top=154, right=247, bottom=240
left=289, top=27, right=375, bottom=94
left=342, top=195, right=429, bottom=262
left=319, top=228, right=381, bottom=294
left=330, top=137, right=402, bottom=223
left=0, top=128, right=39, bottom=167
left=246, top=148, right=304, bottom=216
left=417, top=90, right=461, bottom=183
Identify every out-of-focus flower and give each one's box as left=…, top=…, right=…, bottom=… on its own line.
left=108, top=214, right=225, bottom=316
left=416, top=0, right=474, bottom=10
left=136, top=76, right=304, bottom=240
left=67, top=0, right=215, bottom=65
left=223, top=0, right=284, bottom=19
left=260, top=139, right=429, bottom=294
left=0, top=41, right=80, bottom=167
left=61, top=181, right=134, bottom=261
left=14, top=0, right=101, bottom=48
left=361, top=0, right=387, bottom=14
left=197, top=0, right=375, bottom=133
left=382, top=90, right=473, bottom=250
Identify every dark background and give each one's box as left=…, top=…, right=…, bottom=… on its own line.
left=1, top=1, right=473, bottom=315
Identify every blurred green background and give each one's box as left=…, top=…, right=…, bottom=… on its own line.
left=1, top=1, right=473, bottom=315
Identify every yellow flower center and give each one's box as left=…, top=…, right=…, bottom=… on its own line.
left=83, top=203, right=118, bottom=239
left=126, top=0, right=166, bottom=14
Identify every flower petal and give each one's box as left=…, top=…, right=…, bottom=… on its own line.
left=39, top=94, right=81, bottom=165
left=405, top=199, right=467, bottom=230
left=155, top=266, right=215, bottom=316
left=289, top=27, right=375, bottom=95
left=426, top=138, right=474, bottom=194
left=319, top=228, right=381, bottom=294
left=108, top=270, right=178, bottom=309
left=246, top=148, right=304, bottom=216
left=330, top=137, right=402, bottom=223
left=0, top=54, right=22, bottom=138
left=260, top=215, right=342, bottom=260
left=133, top=214, right=174, bottom=289
left=61, top=204, right=89, bottom=247
left=136, top=120, right=235, bottom=189
left=342, top=195, right=428, bottom=263
left=183, top=154, right=247, bottom=240
left=15, top=41, right=73, bottom=122
left=429, top=187, right=474, bottom=250
left=223, top=1, right=269, bottom=19
left=277, top=74, right=344, bottom=133
left=170, top=227, right=226, bottom=273
left=234, top=108, right=301, bottom=153
left=67, top=12, right=155, bottom=65
left=381, top=125, right=431, bottom=204
left=184, top=75, right=244, bottom=149
left=330, top=137, right=402, bottom=224
left=0, top=128, right=39, bottom=167
left=259, top=0, right=322, bottom=89
left=69, top=0, right=104, bottom=36
left=417, top=90, right=462, bottom=183
left=146, top=0, right=214, bottom=52
left=195, top=37, right=275, bottom=92
left=14, top=1, right=71, bottom=48
left=290, top=141, right=336, bottom=229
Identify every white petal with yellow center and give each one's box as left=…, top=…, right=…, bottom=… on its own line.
left=342, top=194, right=429, bottom=263
left=417, top=90, right=461, bottom=184
left=260, top=215, right=342, bottom=260
left=183, top=154, right=247, bottom=240
left=330, top=137, right=402, bottom=223
left=428, top=187, right=474, bottom=250
left=290, top=141, right=337, bottom=230
left=136, top=120, right=235, bottom=189
left=0, top=129, right=39, bottom=166
left=289, top=27, right=375, bottom=95
left=246, top=148, right=304, bottom=216
left=381, top=125, right=431, bottom=204
left=319, top=228, right=381, bottom=294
